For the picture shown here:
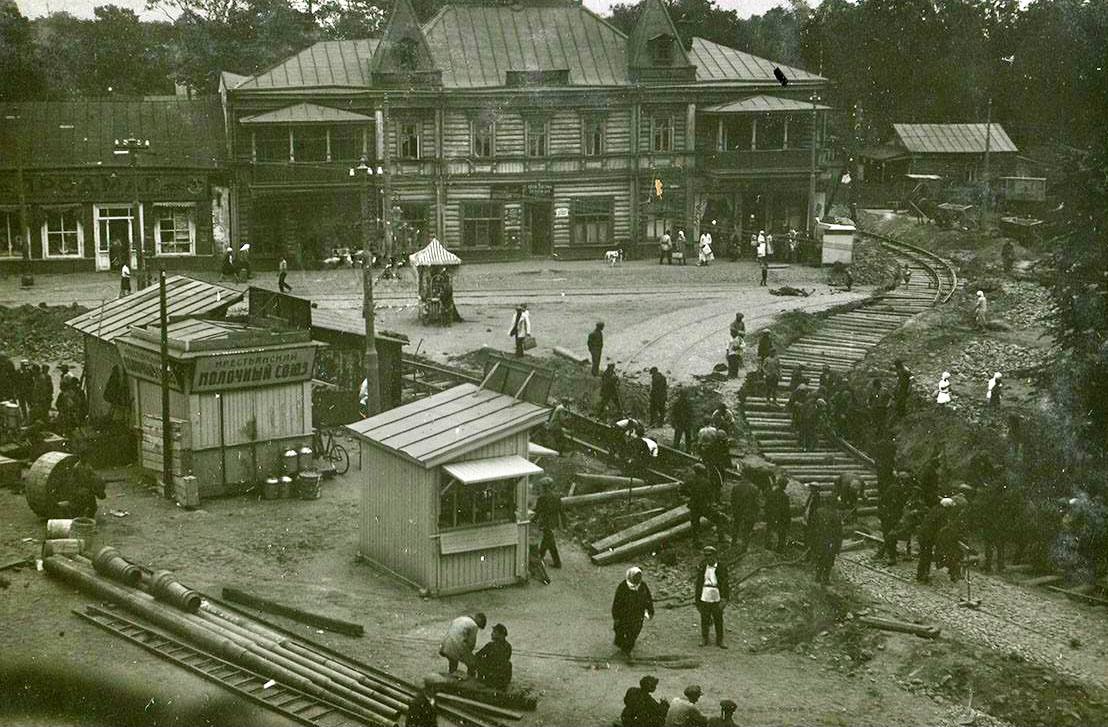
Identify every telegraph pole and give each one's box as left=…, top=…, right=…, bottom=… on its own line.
left=983, top=97, right=993, bottom=213
left=352, top=157, right=381, bottom=417
left=807, top=92, right=820, bottom=234
left=5, top=113, right=33, bottom=287
left=159, top=270, right=173, bottom=499
left=113, top=138, right=151, bottom=289
left=382, top=93, right=394, bottom=274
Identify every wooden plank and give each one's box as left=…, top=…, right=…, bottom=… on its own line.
left=438, top=522, right=519, bottom=555
left=1046, top=585, right=1108, bottom=607
left=591, top=521, right=692, bottom=566
left=1022, top=574, right=1064, bottom=588
left=590, top=505, right=689, bottom=553
left=562, top=483, right=681, bottom=509
left=858, top=616, right=940, bottom=638
left=221, top=587, right=364, bottom=637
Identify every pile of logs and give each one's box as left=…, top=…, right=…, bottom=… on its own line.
left=45, top=549, right=518, bottom=727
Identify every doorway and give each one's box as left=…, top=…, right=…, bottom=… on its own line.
left=93, top=205, right=134, bottom=271
left=525, top=202, right=552, bottom=256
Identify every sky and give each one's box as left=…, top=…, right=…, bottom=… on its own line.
left=14, top=0, right=793, bottom=21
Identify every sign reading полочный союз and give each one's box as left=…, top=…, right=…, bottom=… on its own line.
left=191, top=348, right=316, bottom=393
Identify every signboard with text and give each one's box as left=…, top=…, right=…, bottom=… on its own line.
left=117, top=342, right=187, bottom=391
left=192, top=347, right=316, bottom=393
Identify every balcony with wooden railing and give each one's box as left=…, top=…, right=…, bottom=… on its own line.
left=700, top=147, right=830, bottom=176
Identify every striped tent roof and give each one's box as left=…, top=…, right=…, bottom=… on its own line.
left=409, top=238, right=462, bottom=267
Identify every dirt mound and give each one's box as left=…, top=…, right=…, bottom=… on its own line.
left=0, top=303, right=86, bottom=364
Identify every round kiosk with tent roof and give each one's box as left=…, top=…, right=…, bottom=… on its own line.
left=409, top=238, right=463, bottom=326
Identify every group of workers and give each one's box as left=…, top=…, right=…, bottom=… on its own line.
left=622, top=676, right=738, bottom=727
left=0, top=355, right=86, bottom=433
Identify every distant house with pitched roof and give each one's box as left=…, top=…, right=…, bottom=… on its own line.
left=860, top=123, right=1019, bottom=185
left=222, top=0, right=832, bottom=264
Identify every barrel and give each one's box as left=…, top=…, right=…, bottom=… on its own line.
left=278, top=476, right=293, bottom=499
left=1, top=401, right=20, bottom=429
left=150, top=570, right=202, bottom=613
left=46, top=518, right=76, bottom=539
left=298, top=446, right=314, bottom=471
left=71, top=517, right=96, bottom=542
left=283, top=449, right=299, bottom=476
left=25, top=452, right=79, bottom=519
left=298, top=470, right=321, bottom=500
left=91, top=545, right=142, bottom=586
left=262, top=477, right=281, bottom=501
left=44, top=538, right=83, bottom=556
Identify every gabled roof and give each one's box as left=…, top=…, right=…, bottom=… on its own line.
left=371, top=0, right=439, bottom=80
left=220, top=71, right=250, bottom=90
left=893, top=123, right=1017, bottom=154
left=626, top=0, right=693, bottom=71
left=119, top=318, right=312, bottom=355
left=689, top=37, right=824, bottom=84
left=235, top=39, right=379, bottom=90
left=703, top=94, right=831, bottom=114
left=346, top=383, right=549, bottom=468
left=0, top=98, right=225, bottom=170
left=422, top=2, right=628, bottom=88
left=66, top=276, right=243, bottom=343
left=239, top=102, right=374, bottom=124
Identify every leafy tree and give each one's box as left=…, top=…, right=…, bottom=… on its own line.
left=0, top=0, right=45, bottom=100
left=83, top=6, right=174, bottom=96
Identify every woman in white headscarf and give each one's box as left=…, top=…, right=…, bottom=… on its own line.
left=986, top=372, right=1003, bottom=408
left=935, top=372, right=953, bottom=406
left=611, top=566, right=654, bottom=655
left=974, top=290, right=988, bottom=328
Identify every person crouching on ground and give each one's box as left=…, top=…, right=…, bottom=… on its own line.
left=475, top=623, right=513, bottom=690
left=612, top=566, right=654, bottom=656
left=439, top=612, right=486, bottom=675
left=622, top=675, right=668, bottom=727
left=708, top=699, right=738, bottom=727
left=666, top=685, right=706, bottom=726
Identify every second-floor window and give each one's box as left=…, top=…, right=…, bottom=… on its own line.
left=400, top=122, right=421, bottom=159
left=254, top=126, right=366, bottom=162
left=255, top=127, right=290, bottom=162
left=293, top=126, right=328, bottom=162
left=526, top=118, right=547, bottom=158
left=652, top=115, right=674, bottom=152
left=472, top=120, right=494, bottom=158
left=330, top=126, right=363, bottom=161
left=583, top=117, right=604, bottom=156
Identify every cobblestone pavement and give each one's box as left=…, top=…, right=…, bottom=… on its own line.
left=839, top=552, right=1108, bottom=688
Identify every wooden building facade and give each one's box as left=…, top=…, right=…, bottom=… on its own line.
left=346, top=383, right=549, bottom=596
left=0, top=99, right=230, bottom=274
left=221, top=0, right=832, bottom=265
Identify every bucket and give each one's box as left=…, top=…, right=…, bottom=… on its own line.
left=71, top=517, right=96, bottom=552
left=298, top=446, right=314, bottom=471
left=46, top=518, right=75, bottom=539
left=262, top=477, right=281, bottom=501
left=278, top=476, right=293, bottom=499
left=92, top=545, right=143, bottom=586
left=283, top=449, right=299, bottom=476
left=151, top=570, right=202, bottom=613
left=298, top=470, right=321, bottom=500
left=44, top=538, right=83, bottom=556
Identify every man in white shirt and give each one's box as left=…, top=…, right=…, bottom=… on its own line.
left=698, top=229, right=713, bottom=267
left=119, top=263, right=131, bottom=297
left=693, top=545, right=730, bottom=648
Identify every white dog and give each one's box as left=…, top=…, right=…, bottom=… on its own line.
left=605, top=249, right=624, bottom=267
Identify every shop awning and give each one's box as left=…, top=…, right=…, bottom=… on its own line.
left=702, top=94, right=830, bottom=114
left=442, top=455, right=542, bottom=485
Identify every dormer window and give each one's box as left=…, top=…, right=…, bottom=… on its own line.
left=394, top=37, right=419, bottom=70
left=650, top=34, right=674, bottom=65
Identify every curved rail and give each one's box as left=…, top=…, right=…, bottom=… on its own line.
left=860, top=228, right=959, bottom=304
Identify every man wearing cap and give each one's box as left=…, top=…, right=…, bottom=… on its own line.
left=621, top=675, right=668, bottom=727
left=916, top=498, right=954, bottom=583
left=665, top=685, right=707, bottom=726
left=707, top=700, right=738, bottom=727
left=532, top=477, right=565, bottom=569
left=15, top=360, right=33, bottom=419
left=686, top=464, right=723, bottom=546
left=693, top=545, right=730, bottom=648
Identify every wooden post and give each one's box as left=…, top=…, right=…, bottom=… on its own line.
left=361, top=163, right=380, bottom=418
left=159, top=270, right=173, bottom=499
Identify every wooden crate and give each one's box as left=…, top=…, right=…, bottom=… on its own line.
left=174, top=475, right=201, bottom=509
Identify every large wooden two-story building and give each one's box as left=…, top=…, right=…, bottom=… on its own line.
left=222, top=0, right=832, bottom=264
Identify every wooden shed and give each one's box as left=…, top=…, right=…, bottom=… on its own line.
left=345, top=383, right=549, bottom=596
left=115, top=319, right=322, bottom=497
left=65, top=277, right=243, bottom=420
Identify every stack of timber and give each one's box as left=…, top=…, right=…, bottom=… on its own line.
left=140, top=415, right=192, bottom=476
left=589, top=505, right=691, bottom=565
left=45, top=551, right=513, bottom=727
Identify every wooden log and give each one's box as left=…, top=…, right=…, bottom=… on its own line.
left=575, top=473, right=647, bottom=488
left=591, top=521, right=692, bottom=565
left=590, top=505, right=690, bottom=553
left=563, top=483, right=681, bottom=509
left=1021, top=574, right=1064, bottom=588
left=222, top=587, right=364, bottom=637
left=840, top=539, right=868, bottom=553
left=1046, top=585, right=1108, bottom=607
left=437, top=692, right=524, bottom=721
left=854, top=530, right=885, bottom=544
left=858, top=616, right=940, bottom=638
left=552, top=346, right=589, bottom=366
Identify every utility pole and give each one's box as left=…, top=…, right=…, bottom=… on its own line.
left=5, top=113, right=33, bottom=287
left=159, top=270, right=173, bottom=499
left=807, top=92, right=820, bottom=234
left=351, top=157, right=381, bottom=417
left=982, top=97, right=992, bottom=213
left=113, top=138, right=151, bottom=289
left=381, top=93, right=394, bottom=276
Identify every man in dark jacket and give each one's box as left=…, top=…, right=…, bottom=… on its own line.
left=15, top=359, right=34, bottom=419
left=588, top=322, right=605, bottom=377
left=670, top=388, right=695, bottom=452
left=729, top=480, right=760, bottom=553
left=916, top=499, right=952, bottom=583
left=621, top=675, right=668, bottom=727
left=810, top=494, right=844, bottom=584
left=693, top=545, right=730, bottom=648
left=757, top=331, right=774, bottom=363
left=32, top=364, right=53, bottom=423
left=686, top=464, right=723, bottom=546
left=0, top=351, right=15, bottom=403
left=532, top=476, right=565, bottom=568
left=475, top=623, right=513, bottom=690
left=649, top=367, right=668, bottom=427
left=762, top=354, right=781, bottom=405
left=597, top=363, right=622, bottom=419
left=893, top=360, right=913, bottom=417
left=764, top=476, right=791, bottom=552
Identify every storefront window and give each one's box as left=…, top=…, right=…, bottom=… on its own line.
left=571, top=197, right=612, bottom=245
left=461, top=202, right=503, bottom=247
left=155, top=205, right=196, bottom=255
left=43, top=209, right=82, bottom=257
left=1, top=210, right=25, bottom=258
left=439, top=477, right=517, bottom=529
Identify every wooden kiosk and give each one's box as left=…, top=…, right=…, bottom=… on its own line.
left=409, top=238, right=461, bottom=326
left=346, top=355, right=552, bottom=596
left=115, top=319, right=322, bottom=496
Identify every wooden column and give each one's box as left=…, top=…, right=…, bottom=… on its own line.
left=435, top=103, right=445, bottom=240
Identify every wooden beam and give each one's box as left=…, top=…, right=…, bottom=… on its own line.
left=221, top=587, right=364, bottom=637
left=512, top=371, right=535, bottom=401
left=476, top=362, right=500, bottom=392
left=591, top=521, right=692, bottom=566
left=590, top=504, right=689, bottom=553
left=858, top=615, right=940, bottom=638
left=562, top=482, right=681, bottom=509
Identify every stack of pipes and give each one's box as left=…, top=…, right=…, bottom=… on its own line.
left=45, top=553, right=511, bottom=727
